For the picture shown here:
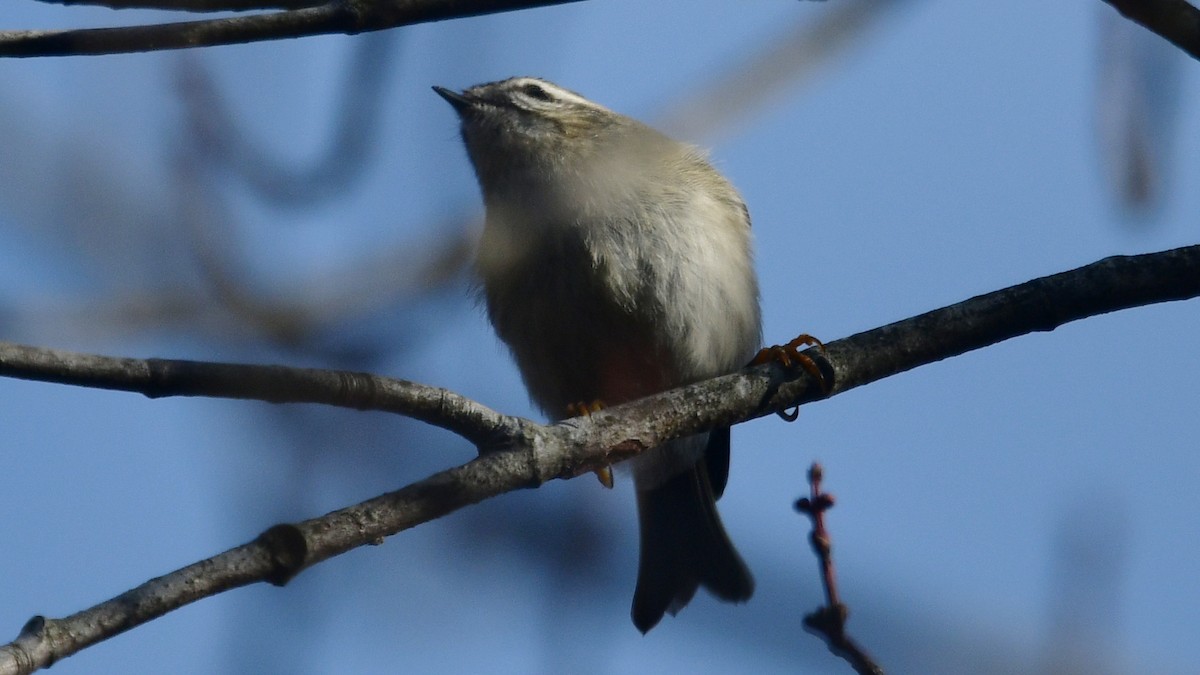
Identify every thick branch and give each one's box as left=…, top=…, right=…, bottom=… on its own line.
left=0, top=245, right=1196, bottom=674
left=1102, top=0, right=1200, bottom=60
left=0, top=0, right=586, bottom=57
left=820, top=245, right=1200, bottom=396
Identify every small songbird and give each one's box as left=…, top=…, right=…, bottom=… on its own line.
left=435, top=77, right=761, bottom=632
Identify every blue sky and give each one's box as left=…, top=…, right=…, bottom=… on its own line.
left=1, top=1, right=1198, bottom=673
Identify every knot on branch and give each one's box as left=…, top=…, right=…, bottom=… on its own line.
left=335, top=370, right=380, bottom=410
left=257, top=524, right=308, bottom=587
left=3, top=616, right=47, bottom=670
left=16, top=617, right=43, bottom=641
left=143, top=358, right=175, bottom=399
left=335, top=0, right=372, bottom=33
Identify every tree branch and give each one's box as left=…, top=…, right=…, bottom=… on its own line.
left=1101, top=0, right=1200, bottom=61
left=0, top=245, right=1196, bottom=674
left=5, top=1, right=1200, bottom=60
left=0, top=343, right=512, bottom=448
left=0, top=0, right=586, bottom=57
left=33, top=0, right=321, bottom=10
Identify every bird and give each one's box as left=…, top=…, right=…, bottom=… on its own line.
left=434, top=77, right=760, bottom=632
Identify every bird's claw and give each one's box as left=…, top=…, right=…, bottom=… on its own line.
left=752, top=333, right=830, bottom=394
left=567, top=400, right=614, bottom=488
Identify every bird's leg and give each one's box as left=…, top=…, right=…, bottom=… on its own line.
left=566, top=400, right=614, bottom=488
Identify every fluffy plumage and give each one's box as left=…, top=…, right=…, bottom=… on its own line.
left=436, top=77, right=761, bottom=632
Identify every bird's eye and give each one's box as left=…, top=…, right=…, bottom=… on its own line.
left=521, top=83, right=554, bottom=102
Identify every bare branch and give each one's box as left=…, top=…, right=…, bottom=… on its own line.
left=0, top=0, right=587, bottom=57
left=822, top=245, right=1199, bottom=395
left=797, top=464, right=884, bottom=675
left=1101, top=0, right=1200, bottom=60
left=0, top=343, right=511, bottom=447
left=32, top=0, right=321, bottom=10
left=4, top=245, right=1194, bottom=420
left=0, top=452, right=545, bottom=675
left=0, top=245, right=1196, bottom=673
left=6, top=1, right=1200, bottom=62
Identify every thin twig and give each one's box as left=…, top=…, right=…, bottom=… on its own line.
left=796, top=463, right=883, bottom=675
left=0, top=343, right=511, bottom=447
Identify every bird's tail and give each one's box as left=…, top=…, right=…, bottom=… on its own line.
left=630, top=448, right=753, bottom=633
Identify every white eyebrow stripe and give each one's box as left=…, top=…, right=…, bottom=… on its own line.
left=508, top=77, right=607, bottom=110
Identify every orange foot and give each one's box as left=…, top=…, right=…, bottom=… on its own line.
left=752, top=333, right=830, bottom=393
left=567, top=400, right=614, bottom=489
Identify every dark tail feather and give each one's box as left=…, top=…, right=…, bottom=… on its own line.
left=630, top=456, right=753, bottom=633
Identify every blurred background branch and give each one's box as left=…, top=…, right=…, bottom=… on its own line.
left=1095, top=6, right=1185, bottom=214
left=176, top=32, right=396, bottom=208
left=657, top=0, right=910, bottom=141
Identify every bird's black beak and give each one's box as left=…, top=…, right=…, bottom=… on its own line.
left=432, top=86, right=473, bottom=115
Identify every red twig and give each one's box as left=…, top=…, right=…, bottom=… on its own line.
left=795, top=463, right=883, bottom=675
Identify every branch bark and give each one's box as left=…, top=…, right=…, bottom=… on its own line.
left=0, top=0, right=587, bottom=57
left=0, top=245, right=1197, bottom=674
left=0, top=343, right=512, bottom=447
left=33, top=0, right=321, bottom=10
